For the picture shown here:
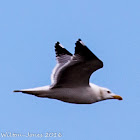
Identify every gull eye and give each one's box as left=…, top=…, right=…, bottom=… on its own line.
left=107, top=91, right=111, bottom=94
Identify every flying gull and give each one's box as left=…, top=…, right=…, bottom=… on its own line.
left=14, top=39, right=122, bottom=104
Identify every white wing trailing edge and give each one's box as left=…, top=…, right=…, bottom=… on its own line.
left=51, top=42, right=72, bottom=84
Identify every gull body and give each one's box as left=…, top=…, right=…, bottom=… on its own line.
left=14, top=39, right=122, bottom=104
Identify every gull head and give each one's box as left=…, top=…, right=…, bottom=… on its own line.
left=100, top=87, right=123, bottom=101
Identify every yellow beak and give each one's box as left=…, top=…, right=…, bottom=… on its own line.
left=113, top=95, right=123, bottom=100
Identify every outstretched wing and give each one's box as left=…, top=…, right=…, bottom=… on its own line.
left=52, top=39, right=103, bottom=88
left=51, top=42, right=72, bottom=84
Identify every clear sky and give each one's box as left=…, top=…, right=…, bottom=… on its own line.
left=0, top=0, right=140, bottom=140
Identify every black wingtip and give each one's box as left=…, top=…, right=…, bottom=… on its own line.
left=55, top=41, right=64, bottom=49
left=55, top=41, right=60, bottom=46
left=75, top=39, right=85, bottom=46
left=54, top=42, right=72, bottom=57
left=76, top=39, right=82, bottom=44
left=75, top=39, right=101, bottom=61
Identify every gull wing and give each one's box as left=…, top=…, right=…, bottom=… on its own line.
left=52, top=39, right=103, bottom=88
left=51, top=42, right=72, bottom=84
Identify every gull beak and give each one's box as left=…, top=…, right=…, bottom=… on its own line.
left=112, top=95, right=123, bottom=100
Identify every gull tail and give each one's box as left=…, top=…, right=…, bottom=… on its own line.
left=13, top=89, right=35, bottom=94
left=13, top=90, right=21, bottom=92
left=13, top=86, right=50, bottom=98
left=13, top=89, right=42, bottom=97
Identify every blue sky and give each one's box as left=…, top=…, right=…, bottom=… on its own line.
left=0, top=0, right=140, bottom=140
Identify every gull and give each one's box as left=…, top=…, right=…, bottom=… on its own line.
left=14, top=39, right=122, bottom=104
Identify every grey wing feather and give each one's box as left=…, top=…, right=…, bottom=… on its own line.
left=52, top=39, right=103, bottom=88
left=51, top=42, right=72, bottom=84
